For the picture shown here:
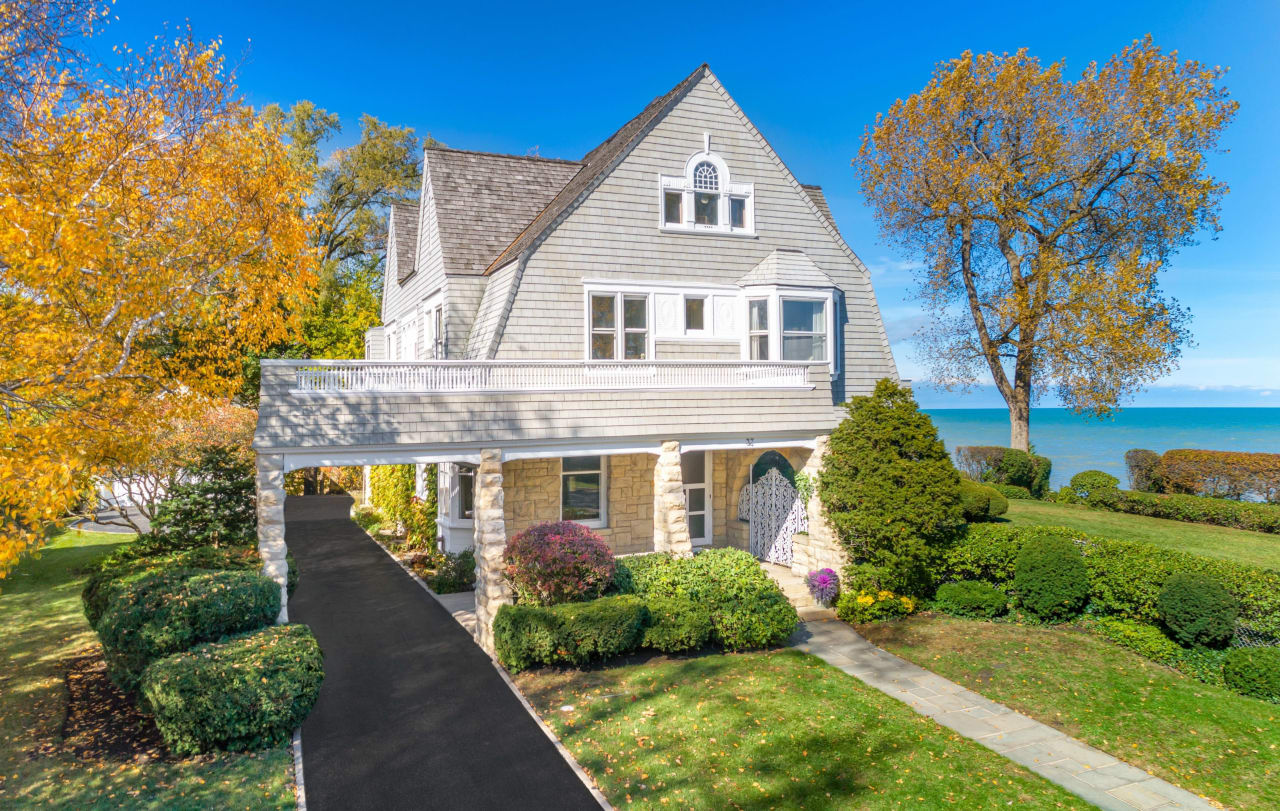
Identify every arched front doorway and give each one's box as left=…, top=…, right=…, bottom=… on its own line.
left=738, top=451, right=806, bottom=565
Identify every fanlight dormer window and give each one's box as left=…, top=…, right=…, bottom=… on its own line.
left=692, top=162, right=719, bottom=191
left=660, top=140, right=754, bottom=236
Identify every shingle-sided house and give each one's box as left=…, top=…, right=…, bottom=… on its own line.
left=253, top=64, right=899, bottom=651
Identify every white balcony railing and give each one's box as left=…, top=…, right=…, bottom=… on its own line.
left=278, top=360, right=817, bottom=394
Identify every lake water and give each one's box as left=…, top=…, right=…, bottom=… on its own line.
left=924, top=408, right=1280, bottom=490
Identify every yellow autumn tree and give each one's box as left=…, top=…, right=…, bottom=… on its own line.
left=857, top=38, right=1236, bottom=450
left=0, top=2, right=316, bottom=577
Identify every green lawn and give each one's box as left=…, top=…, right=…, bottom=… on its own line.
left=515, top=649, right=1089, bottom=809
left=860, top=615, right=1280, bottom=809
left=1004, top=498, right=1280, bottom=569
left=0, top=529, right=294, bottom=810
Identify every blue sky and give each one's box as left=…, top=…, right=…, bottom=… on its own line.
left=108, top=0, right=1280, bottom=407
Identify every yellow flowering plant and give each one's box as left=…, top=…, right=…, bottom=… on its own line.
left=836, top=588, right=916, bottom=624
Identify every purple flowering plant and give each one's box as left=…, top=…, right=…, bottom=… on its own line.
left=503, top=521, right=616, bottom=606
left=806, top=568, right=839, bottom=606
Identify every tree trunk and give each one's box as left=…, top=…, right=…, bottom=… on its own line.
left=1008, top=393, right=1031, bottom=452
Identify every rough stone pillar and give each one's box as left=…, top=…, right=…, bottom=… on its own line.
left=792, top=434, right=847, bottom=576
left=472, top=449, right=510, bottom=655
left=652, top=440, right=692, bottom=556
left=256, top=453, right=289, bottom=623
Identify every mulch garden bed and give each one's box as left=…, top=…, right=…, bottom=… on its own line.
left=53, top=650, right=177, bottom=763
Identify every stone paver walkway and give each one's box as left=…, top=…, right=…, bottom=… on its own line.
left=789, top=620, right=1216, bottom=811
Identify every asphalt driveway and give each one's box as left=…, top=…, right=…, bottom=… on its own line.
left=285, top=494, right=601, bottom=811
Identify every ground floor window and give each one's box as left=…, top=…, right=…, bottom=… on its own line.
left=682, top=450, right=709, bottom=546
left=457, top=464, right=475, bottom=520
left=561, top=456, right=605, bottom=526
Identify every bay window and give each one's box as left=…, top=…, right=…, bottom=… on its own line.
left=561, top=456, right=605, bottom=526
left=781, top=298, right=827, bottom=361
left=748, top=298, right=769, bottom=360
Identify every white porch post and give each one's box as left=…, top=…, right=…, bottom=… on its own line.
left=256, top=452, right=289, bottom=623
left=472, top=448, right=510, bottom=655
left=653, top=440, right=692, bottom=556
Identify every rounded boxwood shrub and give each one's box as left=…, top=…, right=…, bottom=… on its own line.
left=493, top=604, right=562, bottom=673
left=613, top=549, right=798, bottom=650
left=503, top=521, right=615, bottom=606
left=97, top=569, right=280, bottom=693
left=141, top=624, right=324, bottom=754
left=549, top=595, right=648, bottom=665
left=1223, top=647, right=1280, bottom=702
left=1069, top=470, right=1121, bottom=507
left=1156, top=572, right=1237, bottom=648
left=83, top=546, right=262, bottom=628
left=959, top=480, right=1009, bottom=523
left=991, top=483, right=1032, bottom=500
left=935, top=581, right=1008, bottom=619
left=1012, top=536, right=1089, bottom=622
left=642, top=594, right=712, bottom=652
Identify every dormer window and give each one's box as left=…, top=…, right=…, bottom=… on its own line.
left=659, top=137, right=755, bottom=236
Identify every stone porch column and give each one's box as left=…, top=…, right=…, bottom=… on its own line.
left=652, top=440, right=692, bottom=556
left=472, top=449, right=510, bottom=655
left=256, top=453, right=289, bottom=623
left=792, top=434, right=846, bottom=576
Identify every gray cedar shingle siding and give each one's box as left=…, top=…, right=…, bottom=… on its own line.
left=736, top=249, right=837, bottom=288
left=255, top=364, right=841, bottom=451
left=486, top=71, right=898, bottom=397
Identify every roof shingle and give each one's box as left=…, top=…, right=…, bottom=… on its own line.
left=425, top=148, right=581, bottom=275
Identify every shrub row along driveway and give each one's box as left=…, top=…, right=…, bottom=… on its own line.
left=285, top=495, right=600, bottom=811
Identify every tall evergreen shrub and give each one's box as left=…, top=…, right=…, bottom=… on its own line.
left=150, top=446, right=257, bottom=550
left=819, top=379, right=963, bottom=594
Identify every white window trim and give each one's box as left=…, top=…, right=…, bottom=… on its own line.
left=559, top=456, right=607, bottom=529
left=682, top=294, right=709, bottom=338
left=684, top=450, right=713, bottom=547
left=584, top=291, right=652, bottom=361
left=738, top=286, right=837, bottom=374
left=438, top=462, right=474, bottom=530
left=657, top=148, right=756, bottom=238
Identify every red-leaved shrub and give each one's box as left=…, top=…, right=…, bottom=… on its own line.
left=503, top=522, right=615, bottom=606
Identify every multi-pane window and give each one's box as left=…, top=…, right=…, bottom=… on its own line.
left=781, top=299, right=827, bottom=361
left=589, top=293, right=647, bottom=360
left=681, top=451, right=708, bottom=544
left=692, top=161, right=719, bottom=226
left=457, top=464, right=475, bottom=520
left=684, top=296, right=705, bottom=333
left=663, top=191, right=682, bottom=225
left=748, top=299, right=769, bottom=360
left=561, top=456, right=604, bottom=525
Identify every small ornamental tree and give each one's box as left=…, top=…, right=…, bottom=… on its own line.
left=819, top=379, right=964, bottom=594
left=150, top=447, right=257, bottom=550
left=503, top=521, right=616, bottom=606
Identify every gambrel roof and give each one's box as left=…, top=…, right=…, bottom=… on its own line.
left=483, top=64, right=710, bottom=274
left=424, top=147, right=581, bottom=275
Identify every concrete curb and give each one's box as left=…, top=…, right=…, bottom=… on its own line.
left=292, top=728, right=307, bottom=811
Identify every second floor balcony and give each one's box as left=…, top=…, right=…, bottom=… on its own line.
left=278, top=359, right=819, bottom=395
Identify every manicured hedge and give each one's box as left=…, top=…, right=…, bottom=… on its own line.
left=642, top=594, right=713, bottom=653
left=943, top=524, right=1280, bottom=635
left=96, top=569, right=280, bottom=692
left=959, top=479, right=1009, bottom=523
left=1160, top=448, right=1280, bottom=502
left=954, top=446, right=1052, bottom=498
left=1012, top=536, right=1090, bottom=622
left=934, top=581, right=1008, bottom=619
left=1156, top=573, right=1237, bottom=648
left=991, top=483, right=1032, bottom=500
left=82, top=546, right=295, bottom=628
left=1223, top=647, right=1280, bottom=703
left=614, top=549, right=798, bottom=650
left=1090, top=616, right=1183, bottom=665
left=493, top=595, right=650, bottom=672
left=141, top=624, right=324, bottom=754
left=1107, top=490, right=1280, bottom=534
